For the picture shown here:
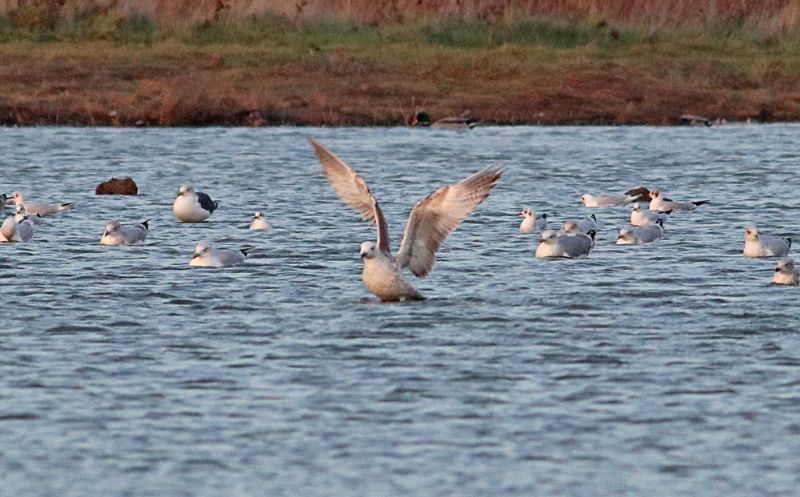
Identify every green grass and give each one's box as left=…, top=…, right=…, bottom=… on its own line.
left=1, top=9, right=799, bottom=57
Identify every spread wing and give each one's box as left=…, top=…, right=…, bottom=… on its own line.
left=309, top=138, right=390, bottom=255
left=395, top=165, right=502, bottom=277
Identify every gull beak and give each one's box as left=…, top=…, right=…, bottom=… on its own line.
left=775, top=267, right=781, bottom=272
left=102, top=230, right=108, bottom=237
left=191, top=252, right=200, bottom=259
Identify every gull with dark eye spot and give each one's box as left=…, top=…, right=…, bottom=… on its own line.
left=616, top=219, right=664, bottom=245
left=772, top=258, right=800, bottom=285
left=560, top=214, right=597, bottom=236
left=173, top=184, right=219, bottom=223
left=631, top=203, right=671, bottom=226
left=519, top=208, right=547, bottom=233
left=310, top=137, right=502, bottom=302
left=581, top=193, right=638, bottom=208
left=743, top=225, right=791, bottom=257
left=648, top=189, right=708, bottom=212
left=100, top=220, right=150, bottom=246
left=189, top=242, right=250, bottom=268
left=249, top=211, right=271, bottom=231
left=10, top=191, right=74, bottom=216
left=535, top=229, right=595, bottom=258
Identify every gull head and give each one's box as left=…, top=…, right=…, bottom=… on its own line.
left=744, top=225, right=759, bottom=241
left=360, top=241, right=378, bottom=259
left=632, top=203, right=641, bottom=211
left=519, top=208, right=534, bottom=218
left=540, top=230, right=558, bottom=245
left=776, top=257, right=795, bottom=273
left=562, top=221, right=580, bottom=236
left=14, top=205, right=27, bottom=222
left=12, top=191, right=24, bottom=204
left=649, top=189, right=662, bottom=200
left=103, top=220, right=121, bottom=237
left=177, top=184, right=194, bottom=197
left=192, top=242, right=211, bottom=259
left=253, top=211, right=264, bottom=219
left=580, top=194, right=590, bottom=205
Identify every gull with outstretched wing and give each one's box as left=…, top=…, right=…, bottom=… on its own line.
left=310, top=138, right=502, bottom=301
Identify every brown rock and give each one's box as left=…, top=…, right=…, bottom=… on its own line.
left=96, top=177, right=138, bottom=195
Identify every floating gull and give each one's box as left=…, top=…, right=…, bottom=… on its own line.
left=535, top=229, right=596, bottom=258
left=189, top=242, right=250, bottom=268
left=519, top=208, right=547, bottom=233
left=630, top=203, right=671, bottom=227
left=11, top=191, right=73, bottom=216
left=560, top=214, right=597, bottom=236
left=310, top=137, right=501, bottom=301
left=0, top=215, right=33, bottom=242
left=648, top=189, right=708, bottom=212
left=173, top=184, right=218, bottom=223
left=616, top=220, right=664, bottom=244
left=249, top=211, right=271, bottom=231
left=743, top=226, right=791, bottom=258
left=581, top=193, right=637, bottom=207
left=100, top=220, right=150, bottom=246
left=772, top=258, right=800, bottom=285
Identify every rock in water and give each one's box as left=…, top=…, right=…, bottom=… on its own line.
left=96, top=177, right=138, bottom=195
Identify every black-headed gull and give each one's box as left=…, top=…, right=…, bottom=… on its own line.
left=173, top=185, right=218, bottom=223
left=189, top=242, right=250, bottom=268
left=519, top=208, right=547, bottom=233
left=310, top=138, right=501, bottom=302
left=743, top=226, right=791, bottom=257
left=648, top=189, right=708, bottom=212
left=535, top=229, right=596, bottom=258
left=249, top=211, right=271, bottom=231
left=581, top=193, right=637, bottom=207
left=630, top=203, right=671, bottom=226
left=616, top=220, right=664, bottom=244
left=560, top=215, right=597, bottom=236
left=11, top=191, right=73, bottom=216
left=100, top=220, right=150, bottom=246
left=772, top=258, right=799, bottom=285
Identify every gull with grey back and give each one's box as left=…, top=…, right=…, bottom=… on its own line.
left=310, top=137, right=502, bottom=302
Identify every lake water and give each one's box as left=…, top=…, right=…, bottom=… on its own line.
left=1, top=125, right=798, bottom=496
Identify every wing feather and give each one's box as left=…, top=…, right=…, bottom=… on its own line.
left=395, top=165, right=502, bottom=277
left=309, top=138, right=390, bottom=254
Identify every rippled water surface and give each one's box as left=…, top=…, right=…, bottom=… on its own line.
left=1, top=125, right=799, bottom=496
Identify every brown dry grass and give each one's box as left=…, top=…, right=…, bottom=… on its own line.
left=2, top=38, right=800, bottom=126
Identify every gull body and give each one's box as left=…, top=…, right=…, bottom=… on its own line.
left=11, top=191, right=73, bottom=216
left=173, top=184, right=218, bottom=223
left=189, top=242, right=249, bottom=268
left=743, top=226, right=791, bottom=258
left=581, top=193, right=637, bottom=207
left=15, top=205, right=43, bottom=225
left=630, top=203, right=671, bottom=227
left=0, top=216, right=33, bottom=242
left=535, top=230, right=596, bottom=258
left=310, top=138, right=502, bottom=302
left=616, top=220, right=664, bottom=244
left=519, top=208, right=547, bottom=233
left=249, top=211, right=271, bottom=231
left=772, top=258, right=800, bottom=285
left=100, top=220, right=150, bottom=246
left=648, top=189, right=708, bottom=212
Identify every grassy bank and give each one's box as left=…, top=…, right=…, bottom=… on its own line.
left=2, top=2, right=800, bottom=126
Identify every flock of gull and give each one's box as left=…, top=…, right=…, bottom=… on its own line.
left=2, top=137, right=796, bottom=300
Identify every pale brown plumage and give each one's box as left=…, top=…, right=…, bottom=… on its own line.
left=309, top=137, right=501, bottom=278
